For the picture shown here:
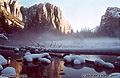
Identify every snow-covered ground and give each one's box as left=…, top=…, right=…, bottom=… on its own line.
left=39, top=37, right=120, bottom=49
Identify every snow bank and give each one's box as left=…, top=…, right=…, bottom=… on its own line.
left=0, top=55, right=7, bottom=65
left=64, top=55, right=85, bottom=64
left=45, top=38, right=120, bottom=49
left=94, top=59, right=105, bottom=66
left=1, top=67, right=16, bottom=74
left=24, top=53, right=51, bottom=63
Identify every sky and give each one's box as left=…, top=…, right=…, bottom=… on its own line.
left=18, top=0, right=120, bottom=32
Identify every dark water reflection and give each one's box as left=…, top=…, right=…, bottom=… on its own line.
left=20, top=58, right=64, bottom=78
left=0, top=50, right=120, bottom=78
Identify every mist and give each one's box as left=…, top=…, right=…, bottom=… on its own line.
left=1, top=30, right=119, bottom=50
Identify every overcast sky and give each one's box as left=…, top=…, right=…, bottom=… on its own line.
left=18, top=0, right=120, bottom=31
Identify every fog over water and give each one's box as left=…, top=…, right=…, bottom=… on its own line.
left=2, top=31, right=119, bottom=49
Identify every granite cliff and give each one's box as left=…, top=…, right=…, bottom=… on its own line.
left=0, top=0, right=23, bottom=33
left=21, top=2, right=72, bottom=34
left=0, top=0, right=23, bottom=24
left=97, top=7, right=120, bottom=37
left=0, top=0, right=72, bottom=34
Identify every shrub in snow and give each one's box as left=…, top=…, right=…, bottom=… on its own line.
left=94, top=59, right=105, bottom=66
left=0, top=34, right=8, bottom=40
left=0, top=55, right=7, bottom=65
left=117, top=56, right=120, bottom=61
left=0, top=65, right=3, bottom=70
left=24, top=53, right=51, bottom=64
left=1, top=67, right=16, bottom=74
left=104, top=62, right=114, bottom=69
left=64, top=55, right=85, bottom=64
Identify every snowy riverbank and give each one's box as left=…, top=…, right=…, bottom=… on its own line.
left=43, top=37, right=120, bottom=49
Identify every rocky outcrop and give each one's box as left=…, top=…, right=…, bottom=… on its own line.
left=0, top=0, right=72, bottom=34
left=21, top=2, right=72, bottom=34
left=0, top=0, right=24, bottom=34
left=0, top=0, right=23, bottom=34
left=97, top=7, right=120, bottom=37
left=0, top=0, right=23, bottom=22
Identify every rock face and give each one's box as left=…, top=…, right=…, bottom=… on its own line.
left=97, top=7, right=120, bottom=37
left=0, top=0, right=23, bottom=22
left=0, top=0, right=23, bottom=33
left=0, top=0, right=72, bottom=34
left=21, top=2, right=72, bottom=34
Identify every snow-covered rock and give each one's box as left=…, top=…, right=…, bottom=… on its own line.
left=35, top=49, right=39, bottom=52
left=14, top=48, right=19, bottom=53
left=14, top=48, right=19, bottom=51
left=117, top=56, right=120, bottom=61
left=94, top=59, right=115, bottom=69
left=1, top=67, right=16, bottom=74
left=15, top=53, right=19, bottom=55
left=24, top=53, right=51, bottom=63
left=0, top=55, right=7, bottom=65
left=40, top=53, right=50, bottom=58
left=104, top=62, right=115, bottom=69
left=98, top=7, right=120, bottom=37
left=64, top=55, right=85, bottom=64
left=39, top=58, right=51, bottom=64
left=0, top=76, right=8, bottom=78
left=25, top=51, right=31, bottom=55
left=94, top=59, right=105, bottom=66
left=0, top=65, right=3, bottom=70
left=106, top=7, right=120, bottom=18
left=64, top=56, right=72, bottom=63
left=74, top=59, right=81, bottom=64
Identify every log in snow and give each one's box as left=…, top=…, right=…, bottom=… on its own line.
left=0, top=45, right=120, bottom=55
left=46, top=48, right=120, bottom=56
left=0, top=45, right=16, bottom=50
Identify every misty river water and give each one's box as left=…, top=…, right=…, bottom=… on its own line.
left=0, top=49, right=119, bottom=78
